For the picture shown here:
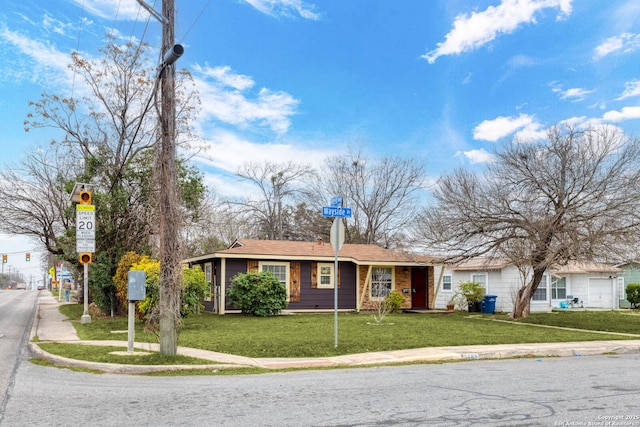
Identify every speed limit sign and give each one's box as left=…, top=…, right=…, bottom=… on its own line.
left=76, top=204, right=96, bottom=254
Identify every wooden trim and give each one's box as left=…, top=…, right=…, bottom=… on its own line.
left=357, top=265, right=373, bottom=311
left=290, top=261, right=300, bottom=302
left=311, top=261, right=317, bottom=288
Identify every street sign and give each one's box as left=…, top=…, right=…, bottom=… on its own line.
left=76, top=205, right=96, bottom=240
left=76, top=239, right=96, bottom=253
left=330, top=196, right=342, bottom=208
left=330, top=218, right=345, bottom=251
left=322, top=206, right=352, bottom=218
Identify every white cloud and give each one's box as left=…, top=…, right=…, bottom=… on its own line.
left=593, top=32, right=640, bottom=59
left=602, top=106, right=640, bottom=122
left=194, top=130, right=335, bottom=173
left=70, top=0, right=145, bottom=21
left=423, top=0, right=572, bottom=64
left=0, top=25, right=73, bottom=85
left=192, top=65, right=299, bottom=134
left=617, top=80, right=640, bottom=100
left=553, top=87, right=594, bottom=101
left=243, top=0, right=321, bottom=20
left=473, top=113, right=544, bottom=142
left=196, top=65, right=255, bottom=91
left=463, top=148, right=495, bottom=164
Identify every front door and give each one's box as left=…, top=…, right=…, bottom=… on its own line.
left=411, top=267, right=428, bottom=309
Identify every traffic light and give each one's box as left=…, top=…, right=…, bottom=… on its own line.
left=2, top=254, right=6, bottom=263
left=79, top=190, right=92, bottom=205
left=26, top=252, right=30, bottom=262
left=79, top=253, right=92, bottom=264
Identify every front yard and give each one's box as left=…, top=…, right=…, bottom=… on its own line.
left=58, top=305, right=640, bottom=358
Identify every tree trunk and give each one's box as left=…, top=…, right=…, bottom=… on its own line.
left=511, top=266, right=546, bottom=319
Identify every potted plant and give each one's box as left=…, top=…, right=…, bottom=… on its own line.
left=446, top=298, right=455, bottom=311
left=455, top=281, right=485, bottom=313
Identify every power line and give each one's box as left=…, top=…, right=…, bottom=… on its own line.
left=179, top=0, right=215, bottom=45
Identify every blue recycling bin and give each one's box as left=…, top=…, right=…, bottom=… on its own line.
left=481, top=295, right=497, bottom=314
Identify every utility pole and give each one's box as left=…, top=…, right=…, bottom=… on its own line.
left=158, top=0, right=181, bottom=356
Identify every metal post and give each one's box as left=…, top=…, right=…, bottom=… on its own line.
left=128, top=301, right=135, bottom=353
left=80, top=263, right=91, bottom=323
left=333, top=218, right=339, bottom=348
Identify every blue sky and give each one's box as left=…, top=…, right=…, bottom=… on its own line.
left=1, top=0, right=640, bottom=273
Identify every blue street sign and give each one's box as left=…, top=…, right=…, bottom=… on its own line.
left=322, top=206, right=352, bottom=218
left=330, top=196, right=342, bottom=208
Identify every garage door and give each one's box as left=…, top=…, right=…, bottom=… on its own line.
left=588, top=278, right=613, bottom=308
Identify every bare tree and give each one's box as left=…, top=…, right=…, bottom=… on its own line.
left=320, top=149, right=426, bottom=247
left=416, top=126, right=640, bottom=318
left=0, top=146, right=79, bottom=256
left=235, top=161, right=316, bottom=240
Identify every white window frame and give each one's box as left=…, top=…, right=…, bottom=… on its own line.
left=471, top=273, right=487, bottom=290
left=259, top=261, right=290, bottom=299
left=551, top=276, right=566, bottom=300
left=204, top=263, right=212, bottom=284
left=370, top=266, right=394, bottom=300
left=317, top=262, right=334, bottom=289
left=442, top=274, right=452, bottom=291
left=204, top=263, right=213, bottom=301
left=532, top=274, right=548, bottom=301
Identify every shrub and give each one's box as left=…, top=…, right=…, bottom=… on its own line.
left=626, top=283, right=640, bottom=309
left=113, top=251, right=145, bottom=316
left=457, top=281, right=485, bottom=304
left=227, top=271, right=288, bottom=317
left=181, top=266, right=209, bottom=315
left=383, top=290, right=405, bottom=313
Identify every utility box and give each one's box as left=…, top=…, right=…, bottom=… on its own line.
left=127, top=270, right=147, bottom=301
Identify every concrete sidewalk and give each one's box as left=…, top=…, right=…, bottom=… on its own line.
left=29, top=292, right=640, bottom=374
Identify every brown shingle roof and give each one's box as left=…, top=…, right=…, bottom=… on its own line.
left=216, top=239, right=439, bottom=265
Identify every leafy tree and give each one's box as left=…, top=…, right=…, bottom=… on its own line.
left=1, top=37, right=206, bottom=314
left=417, top=126, right=640, bottom=318
left=227, top=271, right=288, bottom=316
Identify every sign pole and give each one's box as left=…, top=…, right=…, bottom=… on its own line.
left=80, top=262, right=91, bottom=324
left=128, top=301, right=135, bottom=353
left=333, top=218, right=339, bottom=348
left=324, top=196, right=350, bottom=349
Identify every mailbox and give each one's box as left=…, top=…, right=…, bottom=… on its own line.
left=127, top=270, right=147, bottom=301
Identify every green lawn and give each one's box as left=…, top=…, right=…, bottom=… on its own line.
left=58, top=305, right=640, bottom=358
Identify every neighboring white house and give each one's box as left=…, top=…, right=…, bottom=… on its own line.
left=434, top=258, right=624, bottom=313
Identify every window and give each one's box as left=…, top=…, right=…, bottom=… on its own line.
left=371, top=267, right=393, bottom=298
left=204, top=263, right=212, bottom=284
left=551, top=276, right=566, bottom=300
left=317, top=263, right=334, bottom=289
left=442, top=274, right=452, bottom=291
left=259, top=261, right=290, bottom=297
left=471, top=273, right=487, bottom=288
left=532, top=275, right=548, bottom=301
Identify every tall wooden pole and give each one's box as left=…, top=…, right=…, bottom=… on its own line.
left=158, top=0, right=181, bottom=356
